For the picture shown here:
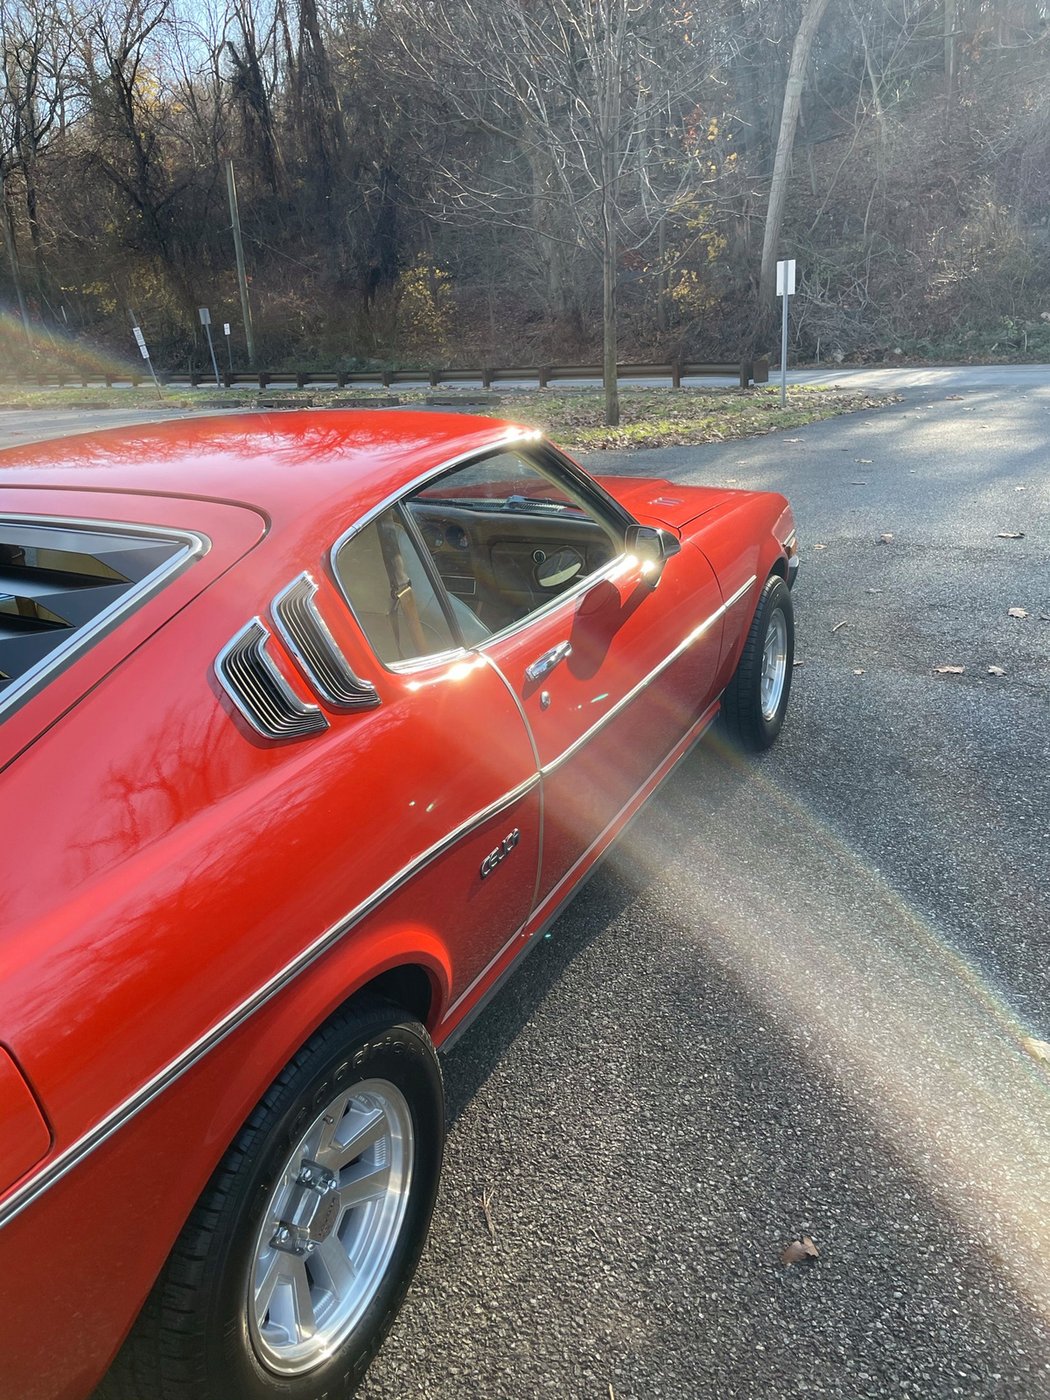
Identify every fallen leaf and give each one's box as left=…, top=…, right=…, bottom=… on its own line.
left=831, top=620, right=849, bottom=633
left=1022, top=1037, right=1050, bottom=1064
left=812, top=542, right=827, bottom=551
left=1008, top=607, right=1028, bottom=619
left=997, top=531, right=1025, bottom=539
left=934, top=665, right=965, bottom=674
left=792, top=659, right=804, bottom=667
left=987, top=665, right=1006, bottom=676
left=785, top=437, right=802, bottom=443
left=866, top=587, right=882, bottom=594
left=856, top=458, right=873, bottom=464
left=852, top=668, right=865, bottom=675
left=1015, top=485, right=1026, bottom=492
left=877, top=533, right=894, bottom=544
left=480, top=1188, right=497, bottom=1243
left=781, top=1236, right=820, bottom=1267
left=945, top=394, right=964, bottom=400
left=850, top=480, right=868, bottom=485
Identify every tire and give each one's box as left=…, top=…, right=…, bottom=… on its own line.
left=100, top=997, right=444, bottom=1400
left=720, top=573, right=794, bottom=751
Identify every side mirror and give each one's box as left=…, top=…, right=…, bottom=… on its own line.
left=624, top=523, right=682, bottom=587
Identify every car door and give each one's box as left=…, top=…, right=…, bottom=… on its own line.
left=402, top=446, right=726, bottom=914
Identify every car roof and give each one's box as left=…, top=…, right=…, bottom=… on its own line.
left=0, top=410, right=533, bottom=525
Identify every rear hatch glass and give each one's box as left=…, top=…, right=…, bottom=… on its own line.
left=0, top=518, right=202, bottom=719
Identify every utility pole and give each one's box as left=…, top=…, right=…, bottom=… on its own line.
left=0, top=171, right=32, bottom=347
left=226, top=159, right=256, bottom=367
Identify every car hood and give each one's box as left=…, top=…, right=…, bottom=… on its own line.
left=594, top=476, right=745, bottom=531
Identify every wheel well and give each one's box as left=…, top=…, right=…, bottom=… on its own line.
left=769, top=556, right=787, bottom=581
left=361, top=964, right=436, bottom=1027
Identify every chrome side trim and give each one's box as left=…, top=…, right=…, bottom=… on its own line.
left=215, top=618, right=329, bottom=740
left=533, top=575, right=756, bottom=777
left=0, top=771, right=541, bottom=1232
left=271, top=573, right=380, bottom=710
left=439, top=703, right=721, bottom=1052
left=0, top=515, right=208, bottom=724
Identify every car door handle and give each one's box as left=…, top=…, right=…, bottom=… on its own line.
left=525, top=640, right=572, bottom=683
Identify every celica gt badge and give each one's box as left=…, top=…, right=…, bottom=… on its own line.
left=480, top=828, right=521, bottom=879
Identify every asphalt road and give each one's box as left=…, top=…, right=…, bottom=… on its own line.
left=5, top=372, right=1049, bottom=1398
left=358, top=379, right=1050, bottom=1399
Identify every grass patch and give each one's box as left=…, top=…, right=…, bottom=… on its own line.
left=0, top=382, right=896, bottom=448
left=519, top=386, right=896, bottom=449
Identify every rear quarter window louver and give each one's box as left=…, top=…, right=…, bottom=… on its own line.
left=0, top=518, right=202, bottom=718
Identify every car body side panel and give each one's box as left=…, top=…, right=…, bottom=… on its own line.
left=480, top=545, right=724, bottom=910
left=0, top=555, right=539, bottom=1201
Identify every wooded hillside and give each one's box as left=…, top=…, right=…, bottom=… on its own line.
left=2, top=0, right=1048, bottom=375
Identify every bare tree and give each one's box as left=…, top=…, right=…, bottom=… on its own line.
left=757, top=0, right=833, bottom=320
left=387, top=0, right=709, bottom=426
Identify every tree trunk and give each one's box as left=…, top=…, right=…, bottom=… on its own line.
left=757, top=0, right=832, bottom=332
left=603, top=216, right=619, bottom=428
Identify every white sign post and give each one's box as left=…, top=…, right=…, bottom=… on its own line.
left=223, top=321, right=233, bottom=372
left=131, top=325, right=162, bottom=392
left=199, top=306, right=221, bottom=388
left=776, top=259, right=796, bottom=408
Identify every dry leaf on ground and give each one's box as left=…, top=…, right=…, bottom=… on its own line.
left=852, top=668, right=865, bottom=675
left=792, top=660, right=804, bottom=668
left=781, top=1236, right=820, bottom=1267
left=480, top=1189, right=497, bottom=1242
left=934, top=665, right=965, bottom=674
left=1021, top=1037, right=1050, bottom=1064
left=877, top=533, right=894, bottom=544
left=997, top=531, right=1025, bottom=539
left=1008, top=607, right=1028, bottom=619
left=856, top=458, right=873, bottom=464
left=987, top=665, right=1006, bottom=676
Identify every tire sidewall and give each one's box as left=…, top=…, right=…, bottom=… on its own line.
left=746, top=576, right=794, bottom=746
left=202, top=1013, right=443, bottom=1400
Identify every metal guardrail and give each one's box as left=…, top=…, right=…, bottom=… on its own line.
left=0, top=358, right=770, bottom=391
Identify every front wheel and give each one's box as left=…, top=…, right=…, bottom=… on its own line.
left=720, top=574, right=794, bottom=751
left=102, top=998, right=443, bottom=1400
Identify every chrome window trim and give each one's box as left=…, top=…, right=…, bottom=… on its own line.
left=0, top=514, right=208, bottom=723
left=327, top=433, right=633, bottom=673
left=271, top=572, right=380, bottom=710
left=215, top=618, right=329, bottom=740
left=0, top=770, right=541, bottom=1233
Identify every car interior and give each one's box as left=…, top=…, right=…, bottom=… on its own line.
left=333, top=450, right=623, bottom=666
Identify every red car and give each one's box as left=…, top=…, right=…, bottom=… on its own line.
left=0, top=411, right=797, bottom=1400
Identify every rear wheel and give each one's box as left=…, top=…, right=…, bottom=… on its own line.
left=101, top=998, right=443, bottom=1400
left=721, top=574, right=794, bottom=751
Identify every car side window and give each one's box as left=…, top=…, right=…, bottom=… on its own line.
left=405, top=449, right=622, bottom=638
left=333, top=507, right=458, bottom=665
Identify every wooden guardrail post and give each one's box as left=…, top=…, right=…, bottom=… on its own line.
left=671, top=358, right=682, bottom=389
